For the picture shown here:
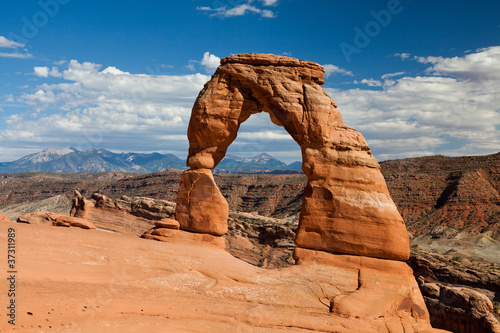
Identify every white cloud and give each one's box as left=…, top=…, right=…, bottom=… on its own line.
left=3, top=47, right=500, bottom=163
left=0, top=60, right=211, bottom=159
left=261, top=0, right=279, bottom=5
left=394, top=52, right=411, bottom=60
left=325, top=47, right=500, bottom=160
left=418, top=46, right=500, bottom=81
left=381, top=72, right=406, bottom=79
left=323, top=64, right=353, bottom=78
left=34, top=67, right=50, bottom=78
left=49, top=67, right=63, bottom=78
left=0, top=36, right=24, bottom=49
left=354, top=78, right=382, bottom=87
left=200, top=52, right=220, bottom=72
left=185, top=61, right=197, bottom=71
left=53, top=60, right=67, bottom=66
left=197, top=1, right=277, bottom=18
left=0, top=36, right=33, bottom=59
left=0, top=52, right=34, bottom=59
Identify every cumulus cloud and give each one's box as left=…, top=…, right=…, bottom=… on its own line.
left=323, top=64, right=353, bottom=78
left=34, top=66, right=50, bottom=78
left=417, top=46, right=500, bottom=81
left=326, top=47, right=500, bottom=160
left=197, top=1, right=277, bottom=18
left=1, top=60, right=211, bottom=159
left=200, top=52, right=220, bottom=72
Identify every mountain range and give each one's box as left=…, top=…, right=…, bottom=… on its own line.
left=0, top=148, right=302, bottom=174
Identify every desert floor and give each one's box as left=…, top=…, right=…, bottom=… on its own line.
left=0, top=221, right=441, bottom=332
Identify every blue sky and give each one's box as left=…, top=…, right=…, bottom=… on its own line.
left=0, top=0, right=499, bottom=163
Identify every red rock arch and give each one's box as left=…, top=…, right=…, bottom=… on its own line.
left=175, top=53, right=410, bottom=261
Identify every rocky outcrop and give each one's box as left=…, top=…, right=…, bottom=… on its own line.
left=409, top=251, right=500, bottom=332
left=69, top=192, right=176, bottom=235
left=420, top=282, right=500, bottom=333
left=69, top=190, right=89, bottom=219
left=179, top=52, right=409, bottom=261
left=17, top=211, right=95, bottom=229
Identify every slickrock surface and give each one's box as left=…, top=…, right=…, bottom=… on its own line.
left=182, top=53, right=410, bottom=261
left=0, top=222, right=444, bottom=332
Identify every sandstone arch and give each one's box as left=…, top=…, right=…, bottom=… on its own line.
left=175, top=53, right=410, bottom=261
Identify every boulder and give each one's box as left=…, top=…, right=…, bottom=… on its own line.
left=154, top=218, right=180, bottom=230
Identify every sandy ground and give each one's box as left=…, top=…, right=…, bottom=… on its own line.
left=0, top=221, right=442, bottom=333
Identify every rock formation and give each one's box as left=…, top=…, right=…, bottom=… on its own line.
left=420, top=282, right=500, bottom=333
left=70, top=190, right=89, bottom=219
left=17, top=211, right=96, bottom=229
left=165, top=53, right=436, bottom=330
left=69, top=192, right=176, bottom=235
left=177, top=53, right=409, bottom=261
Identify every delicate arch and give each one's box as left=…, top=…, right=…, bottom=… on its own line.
left=175, top=53, right=410, bottom=261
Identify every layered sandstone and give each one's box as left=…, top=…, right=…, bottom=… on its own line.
left=181, top=53, right=409, bottom=261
